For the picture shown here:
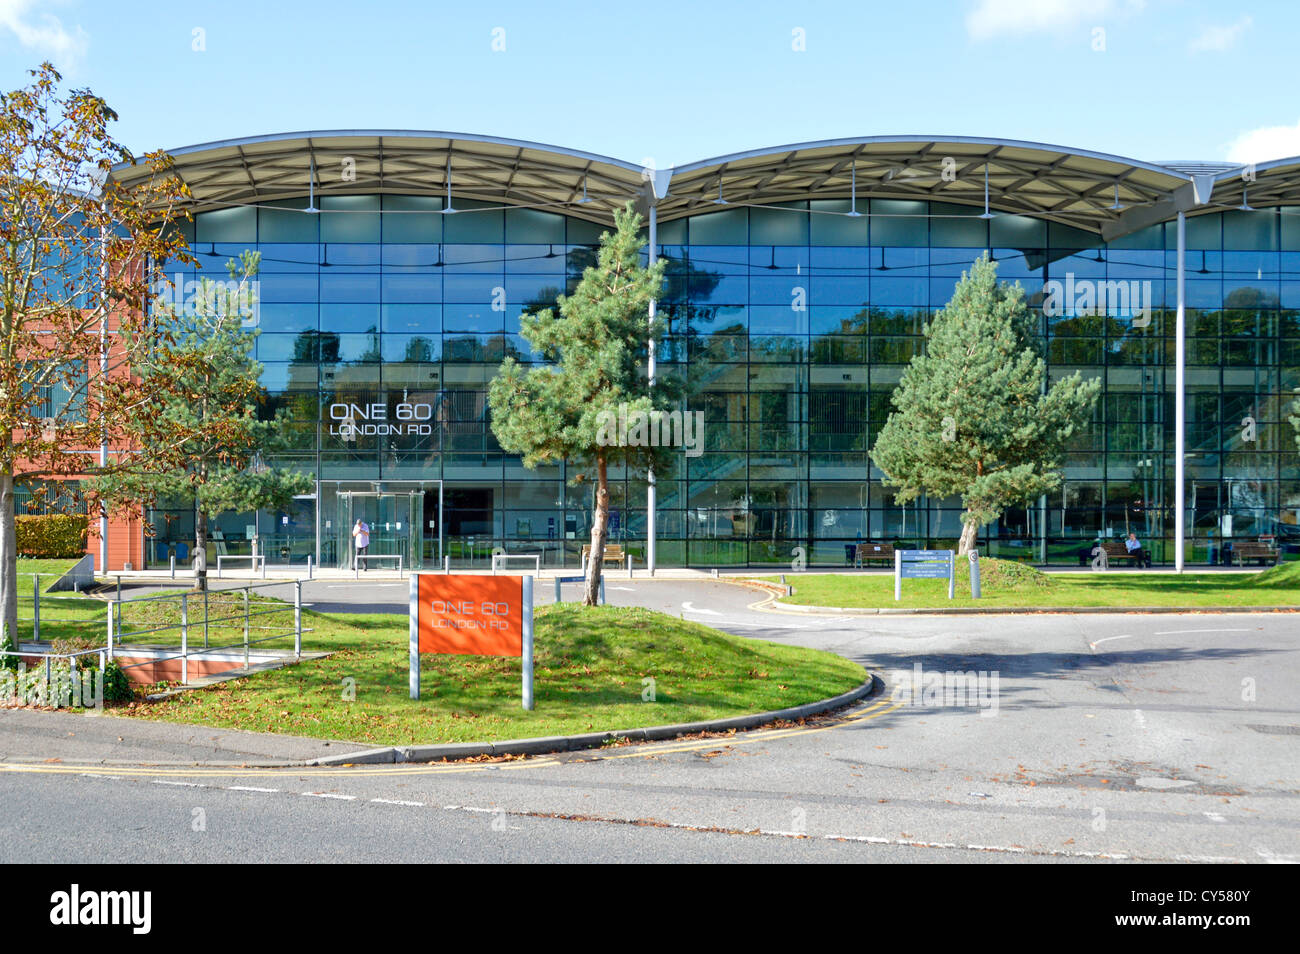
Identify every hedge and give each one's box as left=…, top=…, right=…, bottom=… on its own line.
left=15, top=514, right=88, bottom=559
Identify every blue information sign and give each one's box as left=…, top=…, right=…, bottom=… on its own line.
left=895, top=549, right=956, bottom=600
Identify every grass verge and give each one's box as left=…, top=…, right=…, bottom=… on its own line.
left=117, top=602, right=867, bottom=746
left=760, top=559, right=1300, bottom=609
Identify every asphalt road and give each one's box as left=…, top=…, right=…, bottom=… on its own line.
left=3, top=577, right=1297, bottom=863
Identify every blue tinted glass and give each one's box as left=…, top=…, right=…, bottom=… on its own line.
left=381, top=304, right=440, bottom=333
left=320, top=304, right=379, bottom=332
left=320, top=273, right=380, bottom=302
left=382, top=273, right=441, bottom=302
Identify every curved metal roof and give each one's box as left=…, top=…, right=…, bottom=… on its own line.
left=109, top=130, right=649, bottom=225
left=108, top=130, right=1300, bottom=237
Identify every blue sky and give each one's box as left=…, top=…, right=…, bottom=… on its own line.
left=3, top=0, right=1298, bottom=168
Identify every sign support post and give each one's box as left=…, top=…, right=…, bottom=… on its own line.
left=894, top=550, right=902, bottom=601
left=522, top=575, right=534, bottom=710
left=409, top=574, right=420, bottom=699
left=948, top=550, right=955, bottom=600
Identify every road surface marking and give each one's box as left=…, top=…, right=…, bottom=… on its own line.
left=371, top=798, right=424, bottom=807
left=1091, top=628, right=1249, bottom=650
left=301, top=792, right=356, bottom=800
left=228, top=786, right=279, bottom=793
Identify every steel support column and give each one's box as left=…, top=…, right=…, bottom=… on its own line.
left=647, top=203, right=657, bottom=575
left=1175, top=210, right=1186, bottom=573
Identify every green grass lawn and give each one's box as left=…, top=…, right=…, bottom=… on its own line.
left=16, top=558, right=79, bottom=591
left=759, top=559, right=1300, bottom=610
left=117, top=602, right=868, bottom=746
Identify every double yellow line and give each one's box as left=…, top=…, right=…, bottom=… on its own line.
left=0, top=697, right=898, bottom=780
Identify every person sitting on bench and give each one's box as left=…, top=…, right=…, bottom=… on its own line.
left=1125, top=532, right=1152, bottom=568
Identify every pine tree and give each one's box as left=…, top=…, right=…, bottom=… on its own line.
left=93, top=251, right=313, bottom=588
left=870, top=253, right=1101, bottom=555
left=488, top=203, right=678, bottom=605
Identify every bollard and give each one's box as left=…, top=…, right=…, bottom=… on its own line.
left=627, top=555, right=633, bottom=579
left=261, top=555, right=267, bottom=580
left=32, top=574, right=39, bottom=642
left=599, top=576, right=606, bottom=605
left=306, top=554, right=313, bottom=579
left=554, top=577, right=561, bottom=603
left=180, top=593, right=188, bottom=686
left=170, top=554, right=176, bottom=579
left=444, top=554, right=450, bottom=574
left=969, top=549, right=982, bottom=599
left=294, top=580, right=303, bottom=661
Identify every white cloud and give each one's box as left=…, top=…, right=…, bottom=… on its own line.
left=0, top=0, right=89, bottom=70
left=1225, top=120, right=1300, bottom=165
left=966, top=0, right=1144, bottom=41
left=1188, top=16, right=1252, bottom=53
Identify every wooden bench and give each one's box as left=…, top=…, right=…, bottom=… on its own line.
left=1096, top=541, right=1147, bottom=567
left=1232, top=542, right=1279, bottom=566
left=853, top=543, right=896, bottom=566
left=581, top=544, right=626, bottom=569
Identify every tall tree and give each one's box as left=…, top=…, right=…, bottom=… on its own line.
left=0, top=63, right=190, bottom=652
left=871, top=253, right=1101, bottom=555
left=93, top=251, right=313, bottom=588
left=488, top=203, right=678, bottom=605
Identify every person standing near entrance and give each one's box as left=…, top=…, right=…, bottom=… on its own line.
left=352, top=518, right=370, bottom=570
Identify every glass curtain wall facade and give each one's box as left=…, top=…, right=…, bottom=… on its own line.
left=145, top=194, right=1300, bottom=568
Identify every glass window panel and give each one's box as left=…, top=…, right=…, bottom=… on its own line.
left=567, top=216, right=608, bottom=245
left=259, top=200, right=317, bottom=243
left=870, top=200, right=927, bottom=246
left=381, top=195, right=443, bottom=243
left=505, top=208, right=564, bottom=243
left=196, top=206, right=256, bottom=244
left=1223, top=209, right=1277, bottom=251
left=257, top=243, right=318, bottom=272
left=320, top=304, right=379, bottom=332
left=444, top=244, right=504, bottom=271
left=443, top=305, right=503, bottom=333
left=992, top=214, right=1046, bottom=248
left=1168, top=213, right=1221, bottom=250
left=259, top=273, right=318, bottom=302
left=750, top=203, right=808, bottom=245
left=320, top=272, right=379, bottom=302
left=444, top=200, right=504, bottom=243
left=256, top=303, right=317, bottom=333
left=810, top=200, right=868, bottom=245
left=381, top=304, right=440, bottom=333
left=688, top=208, right=747, bottom=245
left=317, top=195, right=378, bottom=243
left=381, top=273, right=441, bottom=302
left=930, top=202, right=988, bottom=247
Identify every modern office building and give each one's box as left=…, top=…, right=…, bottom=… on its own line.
left=97, top=132, right=1298, bottom=570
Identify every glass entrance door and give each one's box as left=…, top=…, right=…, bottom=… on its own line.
left=337, top=491, right=424, bottom=570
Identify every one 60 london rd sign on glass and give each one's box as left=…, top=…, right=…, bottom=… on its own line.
left=329, top=402, right=433, bottom=438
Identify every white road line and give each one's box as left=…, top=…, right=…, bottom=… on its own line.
left=370, top=798, right=424, bottom=807
left=681, top=602, right=719, bottom=615
left=1092, top=627, right=1252, bottom=649
left=150, top=779, right=205, bottom=788
left=227, top=786, right=279, bottom=793
left=301, top=792, right=356, bottom=800
left=325, top=583, right=405, bottom=589
left=1203, top=812, right=1226, bottom=823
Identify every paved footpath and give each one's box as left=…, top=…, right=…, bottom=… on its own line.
left=2, top=578, right=1297, bottom=863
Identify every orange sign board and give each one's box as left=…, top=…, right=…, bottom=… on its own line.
left=416, top=574, right=524, bottom=656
